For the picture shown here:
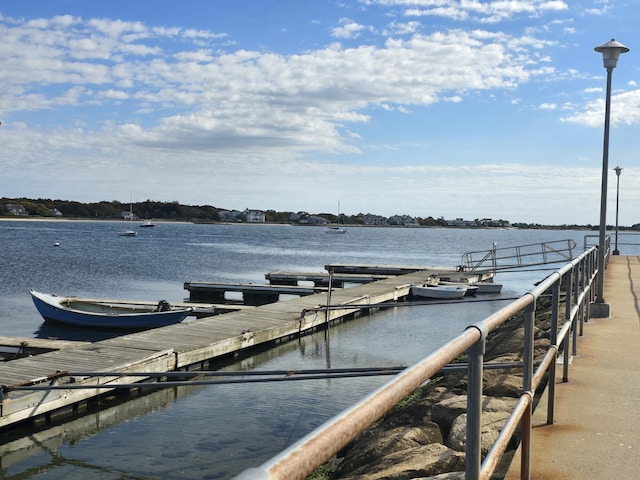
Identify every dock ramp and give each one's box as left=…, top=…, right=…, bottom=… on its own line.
left=461, top=239, right=577, bottom=272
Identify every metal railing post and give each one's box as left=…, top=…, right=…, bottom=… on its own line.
left=562, top=268, right=573, bottom=382
left=547, top=281, right=560, bottom=425
left=465, top=323, right=487, bottom=480
left=520, top=302, right=536, bottom=479
left=571, top=264, right=579, bottom=356
left=573, top=264, right=583, bottom=339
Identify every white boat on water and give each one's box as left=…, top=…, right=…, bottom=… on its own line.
left=439, top=281, right=503, bottom=294
left=325, top=201, right=347, bottom=234
left=119, top=195, right=137, bottom=236
left=410, top=284, right=468, bottom=300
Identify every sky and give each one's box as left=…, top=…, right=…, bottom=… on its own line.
left=1, top=1, right=639, bottom=226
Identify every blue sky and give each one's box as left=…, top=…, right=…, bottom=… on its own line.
left=1, top=1, right=638, bottom=226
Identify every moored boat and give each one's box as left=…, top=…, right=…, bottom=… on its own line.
left=439, top=281, right=503, bottom=294
left=30, top=290, right=193, bottom=329
left=410, top=284, right=468, bottom=300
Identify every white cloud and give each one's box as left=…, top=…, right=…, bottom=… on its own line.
left=0, top=16, right=556, bottom=158
left=375, top=0, right=569, bottom=23
left=561, top=90, right=640, bottom=127
left=331, top=18, right=370, bottom=38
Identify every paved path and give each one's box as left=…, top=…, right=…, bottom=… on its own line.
left=505, top=255, right=640, bottom=479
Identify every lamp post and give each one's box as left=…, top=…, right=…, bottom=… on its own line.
left=613, top=166, right=622, bottom=255
left=592, top=39, right=629, bottom=316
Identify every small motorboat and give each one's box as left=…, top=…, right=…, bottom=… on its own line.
left=410, top=284, right=468, bottom=300
left=439, top=281, right=503, bottom=294
left=30, top=290, right=193, bottom=329
left=325, top=226, right=346, bottom=234
left=139, top=221, right=156, bottom=228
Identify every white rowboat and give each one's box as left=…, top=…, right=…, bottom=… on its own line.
left=410, top=284, right=468, bottom=300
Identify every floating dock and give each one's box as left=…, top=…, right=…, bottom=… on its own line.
left=0, top=264, right=489, bottom=430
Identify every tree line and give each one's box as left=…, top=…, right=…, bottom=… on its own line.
left=4, top=197, right=635, bottom=230
left=0, top=197, right=451, bottom=225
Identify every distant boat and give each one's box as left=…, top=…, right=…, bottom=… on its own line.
left=139, top=221, right=156, bottom=228
left=325, top=201, right=346, bottom=234
left=410, top=284, right=468, bottom=300
left=118, top=194, right=138, bottom=236
left=30, top=290, right=193, bottom=329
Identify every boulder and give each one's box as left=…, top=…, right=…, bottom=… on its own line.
left=337, top=423, right=443, bottom=476
left=446, top=411, right=512, bottom=455
left=431, top=395, right=516, bottom=434
left=339, top=443, right=465, bottom=480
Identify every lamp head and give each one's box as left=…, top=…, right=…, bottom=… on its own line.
left=614, top=166, right=622, bottom=176
left=595, top=39, right=630, bottom=69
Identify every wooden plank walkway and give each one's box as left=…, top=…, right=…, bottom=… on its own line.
left=264, top=270, right=393, bottom=286
left=325, top=263, right=495, bottom=282
left=183, top=281, right=328, bottom=305
left=0, top=269, right=436, bottom=430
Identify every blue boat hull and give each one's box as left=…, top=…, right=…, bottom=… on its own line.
left=30, top=290, right=191, bottom=330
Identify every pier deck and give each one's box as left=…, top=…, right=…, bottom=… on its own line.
left=264, top=270, right=393, bottom=286
left=0, top=268, right=436, bottom=429
left=183, top=281, right=329, bottom=305
left=506, top=255, right=640, bottom=479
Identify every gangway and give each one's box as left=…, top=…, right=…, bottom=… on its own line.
left=461, top=239, right=577, bottom=272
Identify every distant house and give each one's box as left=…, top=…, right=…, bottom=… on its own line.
left=219, top=210, right=242, bottom=222
left=478, top=218, right=511, bottom=228
left=290, top=212, right=329, bottom=225
left=121, top=210, right=139, bottom=221
left=388, top=215, right=419, bottom=226
left=363, top=214, right=387, bottom=225
left=5, top=204, right=28, bottom=216
left=244, top=209, right=265, bottom=223
left=446, top=218, right=477, bottom=227
left=51, top=208, right=63, bottom=217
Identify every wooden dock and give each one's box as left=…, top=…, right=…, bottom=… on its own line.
left=183, top=281, right=328, bottom=305
left=325, top=263, right=495, bottom=282
left=264, top=271, right=393, bottom=287
left=0, top=266, right=459, bottom=430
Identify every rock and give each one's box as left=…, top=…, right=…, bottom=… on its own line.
left=431, top=395, right=516, bottom=436
left=483, top=373, right=523, bottom=397
left=337, top=423, right=443, bottom=476
left=339, top=443, right=465, bottom=480
left=413, top=472, right=466, bottom=480
left=416, top=471, right=466, bottom=479
left=446, top=411, right=512, bottom=455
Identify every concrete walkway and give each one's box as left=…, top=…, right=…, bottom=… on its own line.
left=505, top=255, right=640, bottom=479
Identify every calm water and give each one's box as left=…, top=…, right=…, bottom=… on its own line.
left=0, top=221, right=593, bottom=479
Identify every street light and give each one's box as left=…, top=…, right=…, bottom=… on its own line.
left=613, top=166, right=622, bottom=255
left=592, top=39, right=629, bottom=317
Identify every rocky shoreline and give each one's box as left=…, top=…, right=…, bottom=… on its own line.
left=312, top=294, right=555, bottom=480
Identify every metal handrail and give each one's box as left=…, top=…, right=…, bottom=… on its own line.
left=233, top=247, right=598, bottom=480
left=462, top=239, right=577, bottom=272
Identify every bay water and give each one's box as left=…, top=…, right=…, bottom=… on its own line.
left=0, top=221, right=592, bottom=479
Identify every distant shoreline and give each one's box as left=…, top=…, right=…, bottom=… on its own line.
left=0, top=216, right=600, bottom=231
left=0, top=217, right=193, bottom=225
